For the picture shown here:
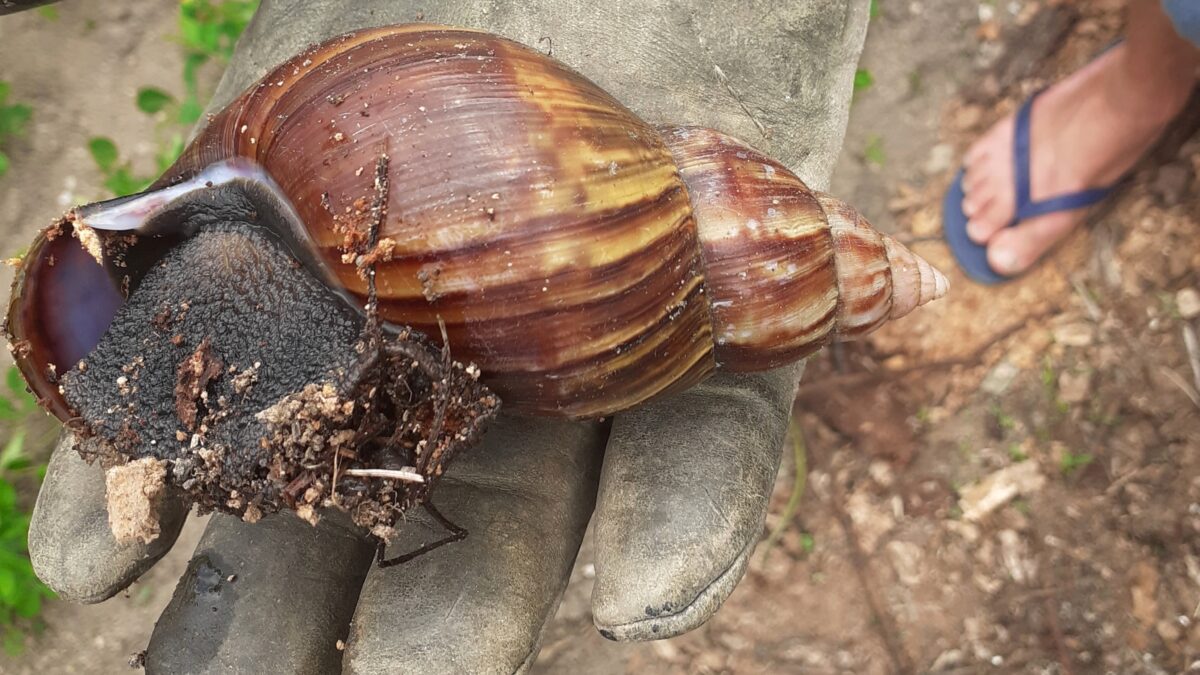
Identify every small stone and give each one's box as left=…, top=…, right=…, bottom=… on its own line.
left=1177, top=288, right=1200, bottom=319
left=944, top=520, right=980, bottom=543
left=997, top=529, right=1036, bottom=584
left=336, top=639, right=345, bottom=651
left=868, top=460, right=895, bottom=487
left=976, top=19, right=1001, bottom=42
left=930, top=649, right=965, bottom=671
left=1052, top=322, right=1094, bottom=347
left=959, top=462, right=1046, bottom=522
left=1058, top=370, right=1092, bottom=405
left=1152, top=164, right=1190, bottom=204
left=953, top=103, right=983, bottom=130
left=651, top=639, right=681, bottom=661
left=846, top=488, right=895, bottom=553
left=924, top=143, right=955, bottom=175
left=980, top=360, right=1019, bottom=396
left=1157, top=619, right=1183, bottom=643
left=886, top=540, right=923, bottom=586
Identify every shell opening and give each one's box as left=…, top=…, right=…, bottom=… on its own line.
left=5, top=224, right=124, bottom=419
left=74, top=159, right=280, bottom=235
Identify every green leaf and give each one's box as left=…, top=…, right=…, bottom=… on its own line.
left=0, top=431, right=26, bottom=472
left=5, top=368, right=22, bottom=397
left=182, top=52, right=207, bottom=95
left=0, top=480, right=14, bottom=513
left=88, top=137, right=119, bottom=171
left=12, top=590, right=41, bottom=619
left=0, top=151, right=8, bottom=179
left=5, top=367, right=33, bottom=412
left=0, top=398, right=17, bottom=422
left=853, top=68, right=874, bottom=93
left=136, top=87, right=174, bottom=115
left=0, top=81, right=9, bottom=104
left=36, top=5, right=59, bottom=20
left=104, top=168, right=151, bottom=198
left=0, top=567, right=15, bottom=604
left=1060, top=451, right=1094, bottom=477
left=0, top=103, right=32, bottom=138
left=156, top=133, right=186, bottom=172
left=870, top=0, right=879, bottom=18
left=178, top=97, right=204, bottom=125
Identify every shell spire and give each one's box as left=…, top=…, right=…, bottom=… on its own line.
left=882, top=233, right=949, bottom=319
left=816, top=193, right=947, bottom=334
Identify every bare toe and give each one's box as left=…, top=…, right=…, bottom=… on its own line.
left=986, top=211, right=1079, bottom=276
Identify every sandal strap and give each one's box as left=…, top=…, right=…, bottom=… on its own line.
left=1012, top=90, right=1116, bottom=224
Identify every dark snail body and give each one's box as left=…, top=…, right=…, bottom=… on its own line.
left=7, top=24, right=946, bottom=422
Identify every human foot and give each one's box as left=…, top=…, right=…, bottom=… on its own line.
left=958, top=43, right=1194, bottom=277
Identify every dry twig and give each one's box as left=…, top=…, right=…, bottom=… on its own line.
left=342, top=468, right=425, bottom=483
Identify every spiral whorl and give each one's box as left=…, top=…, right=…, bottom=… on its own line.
left=816, top=194, right=948, bottom=337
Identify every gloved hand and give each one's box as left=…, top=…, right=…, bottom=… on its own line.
left=26, top=1, right=869, bottom=672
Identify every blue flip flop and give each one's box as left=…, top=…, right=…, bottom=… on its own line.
left=942, top=90, right=1117, bottom=284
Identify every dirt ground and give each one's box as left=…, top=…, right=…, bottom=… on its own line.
left=2, top=1, right=1199, bottom=674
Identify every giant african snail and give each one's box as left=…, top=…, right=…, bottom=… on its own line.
left=7, top=24, right=947, bottom=422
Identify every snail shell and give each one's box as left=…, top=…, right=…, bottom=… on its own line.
left=6, top=25, right=946, bottom=420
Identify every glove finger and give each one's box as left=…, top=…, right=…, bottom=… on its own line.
left=145, top=509, right=375, bottom=674
left=29, top=432, right=189, bottom=603
left=591, top=364, right=802, bottom=640
left=343, top=416, right=605, bottom=675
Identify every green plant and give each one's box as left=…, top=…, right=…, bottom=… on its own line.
left=0, top=82, right=33, bottom=179
left=759, top=418, right=808, bottom=562
left=36, top=5, right=58, bottom=20
left=89, top=1, right=259, bottom=197
left=863, top=135, right=886, bottom=167
left=989, top=403, right=1016, bottom=433
left=1007, top=443, right=1028, bottom=462
left=853, top=68, right=874, bottom=93
left=799, top=532, right=815, bottom=555
left=1059, top=451, right=1094, bottom=477
left=88, top=137, right=155, bottom=198
left=914, top=406, right=932, bottom=426
left=1039, top=356, right=1070, bottom=415
left=176, top=0, right=259, bottom=124
left=0, top=367, right=54, bottom=655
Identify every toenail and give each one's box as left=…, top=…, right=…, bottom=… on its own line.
left=990, top=248, right=1019, bottom=274
left=966, top=221, right=987, bottom=244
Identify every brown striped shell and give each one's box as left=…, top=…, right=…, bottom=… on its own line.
left=6, top=24, right=946, bottom=420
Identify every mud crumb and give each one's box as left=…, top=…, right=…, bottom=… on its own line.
left=356, top=237, right=397, bottom=269
left=105, top=458, right=168, bottom=545
left=73, top=224, right=104, bottom=264
left=175, top=337, right=224, bottom=431
left=296, top=503, right=320, bottom=526
left=242, top=503, right=262, bottom=523
left=230, top=362, right=261, bottom=395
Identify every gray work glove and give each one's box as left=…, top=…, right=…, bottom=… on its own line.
left=27, top=1, right=869, bottom=672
